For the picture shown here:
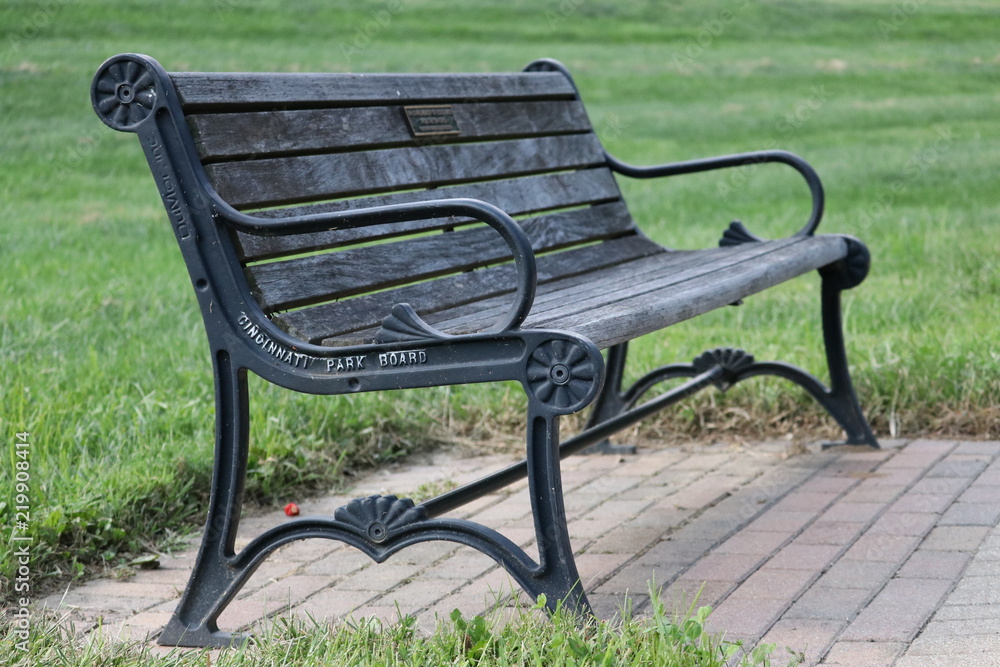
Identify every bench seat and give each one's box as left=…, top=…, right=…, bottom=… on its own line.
left=280, top=235, right=849, bottom=349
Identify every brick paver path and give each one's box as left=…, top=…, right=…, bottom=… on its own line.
left=41, top=438, right=1000, bottom=665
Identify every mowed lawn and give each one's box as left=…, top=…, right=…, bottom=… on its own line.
left=1, top=0, right=998, bottom=613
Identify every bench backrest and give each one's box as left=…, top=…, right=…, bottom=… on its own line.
left=163, top=63, right=645, bottom=346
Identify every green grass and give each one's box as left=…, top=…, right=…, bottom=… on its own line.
left=1, top=0, right=998, bottom=637
left=2, top=590, right=801, bottom=666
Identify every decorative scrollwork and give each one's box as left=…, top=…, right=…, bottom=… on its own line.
left=719, top=221, right=765, bottom=247
left=692, top=347, right=755, bottom=391
left=333, top=495, right=428, bottom=544
left=93, top=57, right=157, bottom=131
left=526, top=339, right=600, bottom=412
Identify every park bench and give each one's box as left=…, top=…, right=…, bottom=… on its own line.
left=92, top=53, right=878, bottom=647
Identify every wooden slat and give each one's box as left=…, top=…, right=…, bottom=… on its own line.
left=551, top=237, right=848, bottom=348
left=416, top=245, right=748, bottom=334
left=310, top=241, right=700, bottom=346
left=235, top=169, right=625, bottom=261
left=249, top=201, right=637, bottom=312
left=207, top=133, right=606, bottom=208
left=280, top=236, right=666, bottom=345
left=416, top=236, right=848, bottom=349
left=172, top=71, right=576, bottom=109
left=190, top=101, right=592, bottom=161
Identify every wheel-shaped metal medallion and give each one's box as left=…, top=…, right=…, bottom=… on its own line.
left=526, top=339, right=600, bottom=413
left=93, top=56, right=157, bottom=131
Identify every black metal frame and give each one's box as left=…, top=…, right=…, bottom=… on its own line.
left=92, top=53, right=877, bottom=648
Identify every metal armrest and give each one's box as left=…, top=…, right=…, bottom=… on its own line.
left=605, top=149, right=825, bottom=238
left=214, top=197, right=538, bottom=335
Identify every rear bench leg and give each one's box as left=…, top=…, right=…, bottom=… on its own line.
left=582, top=343, right=637, bottom=454
left=718, top=276, right=878, bottom=448
left=711, top=236, right=878, bottom=447
left=815, top=237, right=878, bottom=447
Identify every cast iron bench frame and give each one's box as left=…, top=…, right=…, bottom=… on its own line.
left=92, top=53, right=878, bottom=647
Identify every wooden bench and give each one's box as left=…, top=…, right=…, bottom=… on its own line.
left=92, top=53, right=878, bottom=647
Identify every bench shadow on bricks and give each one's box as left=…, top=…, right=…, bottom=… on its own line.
left=91, top=53, right=879, bottom=648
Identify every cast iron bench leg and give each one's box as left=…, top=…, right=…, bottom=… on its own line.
left=159, top=351, right=252, bottom=648
left=581, top=343, right=637, bottom=454
left=524, top=410, right=589, bottom=614
left=816, top=253, right=879, bottom=448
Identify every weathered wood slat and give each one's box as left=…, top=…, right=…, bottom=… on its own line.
left=421, top=239, right=801, bottom=334
left=190, top=101, right=592, bottom=161
left=551, top=237, right=848, bottom=348
left=286, top=236, right=666, bottom=346
left=417, top=244, right=751, bottom=334
left=311, top=242, right=709, bottom=347
left=235, top=168, right=625, bottom=261
left=249, top=201, right=638, bottom=312
left=412, top=236, right=848, bottom=349
left=207, top=134, right=606, bottom=208
left=172, top=71, right=576, bottom=109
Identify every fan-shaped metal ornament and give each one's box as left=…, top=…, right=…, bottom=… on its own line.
left=333, top=495, right=428, bottom=543
left=692, top=347, right=755, bottom=391
left=93, top=57, right=157, bottom=131
left=719, top=220, right=765, bottom=247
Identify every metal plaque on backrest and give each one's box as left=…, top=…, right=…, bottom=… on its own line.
left=403, top=105, right=461, bottom=137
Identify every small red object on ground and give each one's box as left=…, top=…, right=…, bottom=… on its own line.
left=283, top=502, right=300, bottom=517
